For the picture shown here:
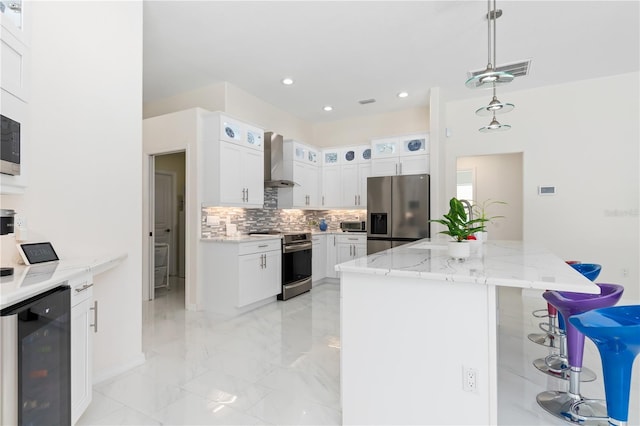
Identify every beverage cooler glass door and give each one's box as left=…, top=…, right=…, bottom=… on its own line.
left=1, top=286, right=71, bottom=425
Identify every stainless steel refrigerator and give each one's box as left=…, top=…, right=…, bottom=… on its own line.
left=367, top=174, right=430, bottom=254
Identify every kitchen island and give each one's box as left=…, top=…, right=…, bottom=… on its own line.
left=335, top=239, right=600, bottom=425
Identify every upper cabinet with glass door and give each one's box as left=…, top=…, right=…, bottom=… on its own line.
left=399, top=134, right=429, bottom=156
left=322, top=148, right=340, bottom=167
left=1, top=0, right=25, bottom=38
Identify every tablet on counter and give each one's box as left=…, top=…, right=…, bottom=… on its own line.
left=17, top=242, right=60, bottom=265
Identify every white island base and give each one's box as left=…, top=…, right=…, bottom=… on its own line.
left=337, top=240, right=600, bottom=425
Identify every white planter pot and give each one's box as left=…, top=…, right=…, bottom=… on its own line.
left=447, top=241, right=470, bottom=259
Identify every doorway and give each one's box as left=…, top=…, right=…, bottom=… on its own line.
left=149, top=152, right=186, bottom=303
left=456, top=153, right=523, bottom=240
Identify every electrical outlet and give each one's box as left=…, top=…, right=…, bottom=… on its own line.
left=463, top=367, right=477, bottom=392
left=622, top=268, right=628, bottom=277
left=15, top=215, right=26, bottom=229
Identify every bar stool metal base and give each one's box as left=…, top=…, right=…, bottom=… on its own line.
left=536, top=391, right=608, bottom=425
left=533, top=357, right=597, bottom=382
left=527, top=332, right=561, bottom=348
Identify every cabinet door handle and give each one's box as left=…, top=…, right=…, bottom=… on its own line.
left=354, top=245, right=357, bottom=257
left=395, top=163, right=398, bottom=175
left=246, top=188, right=249, bottom=202
left=349, top=245, right=353, bottom=257
left=322, top=196, right=325, bottom=206
left=358, top=195, right=361, bottom=205
left=264, top=253, right=267, bottom=268
left=399, top=163, right=403, bottom=175
left=90, top=300, right=98, bottom=333
left=74, top=283, right=94, bottom=293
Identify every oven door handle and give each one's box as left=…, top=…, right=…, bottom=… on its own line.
left=283, top=242, right=312, bottom=253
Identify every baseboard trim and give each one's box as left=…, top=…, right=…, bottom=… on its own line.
left=92, top=352, right=146, bottom=385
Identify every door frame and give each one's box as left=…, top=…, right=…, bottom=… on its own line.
left=143, top=150, right=189, bottom=305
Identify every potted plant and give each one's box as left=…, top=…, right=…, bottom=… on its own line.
left=472, top=199, right=506, bottom=242
left=430, top=197, right=488, bottom=259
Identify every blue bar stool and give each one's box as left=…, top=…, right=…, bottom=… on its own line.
left=570, top=305, right=640, bottom=426
left=536, top=283, right=624, bottom=424
left=533, top=264, right=602, bottom=382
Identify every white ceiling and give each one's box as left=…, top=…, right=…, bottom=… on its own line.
left=143, top=1, right=640, bottom=123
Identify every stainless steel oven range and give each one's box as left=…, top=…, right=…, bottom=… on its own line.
left=279, top=232, right=312, bottom=300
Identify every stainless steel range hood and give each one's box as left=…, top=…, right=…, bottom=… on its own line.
left=264, top=132, right=296, bottom=188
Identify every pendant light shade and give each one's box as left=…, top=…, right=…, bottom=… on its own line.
left=475, top=84, right=515, bottom=116
left=466, top=0, right=513, bottom=90
left=466, top=69, right=514, bottom=89
left=479, top=114, right=511, bottom=132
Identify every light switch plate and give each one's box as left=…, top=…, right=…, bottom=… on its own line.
left=538, top=185, right=556, bottom=196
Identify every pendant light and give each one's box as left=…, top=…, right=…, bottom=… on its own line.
left=475, top=83, right=514, bottom=116
left=479, top=113, right=511, bottom=133
left=465, top=0, right=514, bottom=89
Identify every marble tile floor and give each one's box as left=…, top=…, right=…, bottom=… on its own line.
left=78, top=278, right=639, bottom=425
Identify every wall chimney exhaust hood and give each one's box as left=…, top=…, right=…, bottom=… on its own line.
left=264, top=132, right=297, bottom=188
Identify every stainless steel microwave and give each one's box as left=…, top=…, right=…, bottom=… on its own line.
left=340, top=221, right=366, bottom=232
left=1, top=114, right=21, bottom=176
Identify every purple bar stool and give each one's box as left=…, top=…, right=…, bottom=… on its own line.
left=533, top=263, right=602, bottom=382
left=536, top=283, right=624, bottom=424
left=570, top=306, right=640, bottom=426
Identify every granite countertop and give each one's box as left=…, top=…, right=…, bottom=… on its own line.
left=0, top=253, right=127, bottom=309
left=335, top=239, right=600, bottom=294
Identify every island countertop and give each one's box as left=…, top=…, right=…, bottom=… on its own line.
left=335, top=239, right=600, bottom=294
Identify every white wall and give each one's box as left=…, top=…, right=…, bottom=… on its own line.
left=142, top=81, right=430, bottom=149
left=1, top=1, right=144, bottom=380
left=143, top=82, right=227, bottom=120
left=457, top=153, right=523, bottom=240
left=445, top=72, right=640, bottom=302
left=311, top=106, right=428, bottom=147
left=143, top=82, right=315, bottom=143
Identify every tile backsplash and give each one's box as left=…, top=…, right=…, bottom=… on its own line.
left=202, top=188, right=365, bottom=237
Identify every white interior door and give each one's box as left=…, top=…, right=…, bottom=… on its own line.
left=155, top=171, right=176, bottom=275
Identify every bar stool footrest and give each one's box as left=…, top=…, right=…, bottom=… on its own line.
left=533, top=358, right=597, bottom=382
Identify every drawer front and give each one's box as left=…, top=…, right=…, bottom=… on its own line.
left=336, top=234, right=366, bottom=244
left=238, top=239, right=281, bottom=255
left=70, top=273, right=94, bottom=305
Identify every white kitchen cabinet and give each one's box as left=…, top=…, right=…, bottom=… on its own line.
left=340, top=162, right=370, bottom=208
left=370, top=133, right=429, bottom=177
left=277, top=140, right=320, bottom=208
left=325, top=233, right=339, bottom=279
left=335, top=234, right=367, bottom=265
left=312, top=234, right=327, bottom=284
left=202, top=238, right=282, bottom=315
left=237, top=249, right=281, bottom=307
left=70, top=273, right=95, bottom=425
left=202, top=113, right=264, bottom=208
left=321, top=165, right=342, bottom=208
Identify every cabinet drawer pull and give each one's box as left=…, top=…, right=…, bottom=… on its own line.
left=258, top=244, right=269, bottom=248
left=74, top=283, right=93, bottom=293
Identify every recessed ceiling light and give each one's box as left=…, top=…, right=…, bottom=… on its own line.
left=281, top=77, right=294, bottom=85
left=323, top=105, right=333, bottom=112
left=397, top=91, right=409, bottom=98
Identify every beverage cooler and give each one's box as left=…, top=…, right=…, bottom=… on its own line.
left=1, top=286, right=71, bottom=425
